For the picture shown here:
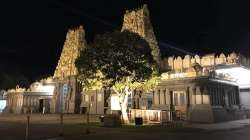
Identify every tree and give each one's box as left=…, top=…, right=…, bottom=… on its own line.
left=75, top=30, right=160, bottom=124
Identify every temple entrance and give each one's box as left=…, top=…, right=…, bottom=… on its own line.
left=172, top=91, right=187, bottom=120
left=39, top=98, right=50, bottom=113
left=80, top=107, right=87, bottom=114
left=39, top=99, right=44, bottom=113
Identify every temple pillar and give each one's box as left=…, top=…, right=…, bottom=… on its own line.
left=165, top=89, right=170, bottom=105
left=154, top=89, right=159, bottom=105
left=186, top=87, right=190, bottom=107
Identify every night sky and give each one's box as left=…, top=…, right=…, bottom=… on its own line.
left=1, top=0, right=250, bottom=89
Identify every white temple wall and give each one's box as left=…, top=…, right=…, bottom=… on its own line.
left=239, top=91, right=250, bottom=109
left=80, top=89, right=105, bottom=115
left=173, top=56, right=183, bottom=71
left=183, top=55, right=191, bottom=69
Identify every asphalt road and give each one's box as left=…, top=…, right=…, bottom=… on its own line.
left=0, top=114, right=250, bottom=140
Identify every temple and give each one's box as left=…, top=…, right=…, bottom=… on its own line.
left=4, top=5, right=250, bottom=123
left=5, top=78, right=54, bottom=113
left=153, top=53, right=250, bottom=122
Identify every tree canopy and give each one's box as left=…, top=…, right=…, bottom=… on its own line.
left=75, top=30, right=160, bottom=92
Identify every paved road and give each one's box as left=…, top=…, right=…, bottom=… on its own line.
left=1, top=114, right=250, bottom=140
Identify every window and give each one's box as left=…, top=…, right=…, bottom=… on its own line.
left=158, top=90, right=160, bottom=104
left=228, top=91, right=236, bottom=105
left=174, top=93, right=179, bottom=105
left=180, top=93, right=185, bottom=106
left=163, top=90, right=166, bottom=104
left=173, top=91, right=186, bottom=106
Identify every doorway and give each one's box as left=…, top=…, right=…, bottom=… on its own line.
left=39, top=99, right=44, bottom=113
left=80, top=107, right=87, bottom=114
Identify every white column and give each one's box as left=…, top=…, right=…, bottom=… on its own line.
left=165, top=89, right=170, bottom=105
left=154, top=90, right=159, bottom=105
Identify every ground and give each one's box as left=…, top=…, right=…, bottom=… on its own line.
left=1, top=114, right=250, bottom=140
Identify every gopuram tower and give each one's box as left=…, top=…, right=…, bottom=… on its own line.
left=121, top=4, right=161, bottom=65
left=53, top=25, right=87, bottom=80
left=51, top=26, right=87, bottom=114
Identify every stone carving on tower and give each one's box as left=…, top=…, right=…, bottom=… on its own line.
left=121, top=4, right=161, bottom=65
left=51, top=26, right=86, bottom=113
left=53, top=25, right=87, bottom=80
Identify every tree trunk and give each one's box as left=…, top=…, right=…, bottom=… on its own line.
left=120, top=91, right=130, bottom=124
left=116, top=86, right=131, bottom=124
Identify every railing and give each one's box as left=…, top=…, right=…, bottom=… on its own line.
left=128, top=109, right=171, bottom=123
left=174, top=110, right=186, bottom=121
left=128, top=109, right=187, bottom=124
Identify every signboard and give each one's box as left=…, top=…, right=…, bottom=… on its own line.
left=60, top=83, right=68, bottom=113
left=62, top=83, right=68, bottom=97
left=0, top=100, right=6, bottom=113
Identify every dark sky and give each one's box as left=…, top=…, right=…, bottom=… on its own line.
left=1, top=0, right=250, bottom=88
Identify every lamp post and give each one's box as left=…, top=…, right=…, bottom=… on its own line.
left=59, top=113, right=63, bottom=136
left=25, top=114, right=30, bottom=140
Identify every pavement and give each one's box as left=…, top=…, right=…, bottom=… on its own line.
left=2, top=113, right=250, bottom=131
left=186, top=119, right=250, bottom=131
left=1, top=114, right=250, bottom=140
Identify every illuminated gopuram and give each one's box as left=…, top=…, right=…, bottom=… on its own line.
left=51, top=26, right=87, bottom=113
left=121, top=4, right=161, bottom=65
left=53, top=25, right=86, bottom=79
